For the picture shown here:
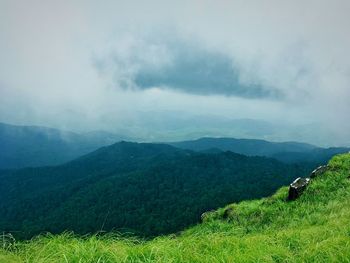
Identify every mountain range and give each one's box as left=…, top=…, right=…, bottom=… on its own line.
left=1, top=122, right=349, bottom=239
left=170, top=137, right=349, bottom=164
left=1, top=123, right=349, bottom=169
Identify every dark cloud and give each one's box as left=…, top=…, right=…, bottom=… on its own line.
left=94, top=37, right=283, bottom=99
left=134, top=43, right=283, bottom=98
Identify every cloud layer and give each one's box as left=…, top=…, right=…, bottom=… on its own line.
left=95, top=36, right=282, bottom=98
left=0, top=0, right=349, bottom=146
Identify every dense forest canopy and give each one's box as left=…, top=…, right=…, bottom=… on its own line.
left=0, top=142, right=313, bottom=239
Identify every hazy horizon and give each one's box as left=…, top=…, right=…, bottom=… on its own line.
left=1, top=1, right=350, bottom=147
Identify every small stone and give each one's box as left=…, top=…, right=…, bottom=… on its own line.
left=288, top=177, right=310, bottom=200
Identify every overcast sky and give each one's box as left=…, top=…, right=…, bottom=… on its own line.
left=0, top=0, right=349, bottom=146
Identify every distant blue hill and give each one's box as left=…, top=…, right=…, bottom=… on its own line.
left=0, top=122, right=127, bottom=169
left=1, top=122, right=348, bottom=169
left=170, top=137, right=349, bottom=164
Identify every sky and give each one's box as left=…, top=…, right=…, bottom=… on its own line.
left=0, top=0, right=349, bottom=146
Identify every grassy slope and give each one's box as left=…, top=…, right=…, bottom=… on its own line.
left=1, top=153, right=350, bottom=263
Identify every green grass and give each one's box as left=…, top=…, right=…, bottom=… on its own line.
left=1, top=153, right=350, bottom=262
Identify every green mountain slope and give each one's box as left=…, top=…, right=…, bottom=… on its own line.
left=1, top=153, right=350, bottom=262
left=0, top=142, right=309, bottom=239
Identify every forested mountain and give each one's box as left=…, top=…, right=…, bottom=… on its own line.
left=1, top=123, right=346, bottom=240
left=0, top=141, right=311, bottom=239
left=0, top=122, right=126, bottom=169
left=2, top=154, right=350, bottom=262
left=170, top=137, right=349, bottom=164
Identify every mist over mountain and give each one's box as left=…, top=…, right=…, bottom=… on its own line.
left=170, top=137, right=316, bottom=156
left=1, top=1, right=350, bottom=147
left=1, top=122, right=348, bottom=170
left=0, top=122, right=128, bottom=169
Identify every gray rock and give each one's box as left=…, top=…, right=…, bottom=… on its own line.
left=288, top=177, right=310, bottom=200
left=310, top=165, right=328, bottom=178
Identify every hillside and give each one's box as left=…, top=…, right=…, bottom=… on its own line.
left=0, top=142, right=309, bottom=240
left=1, top=153, right=349, bottom=262
left=170, top=137, right=349, bottom=164
left=0, top=122, right=126, bottom=169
